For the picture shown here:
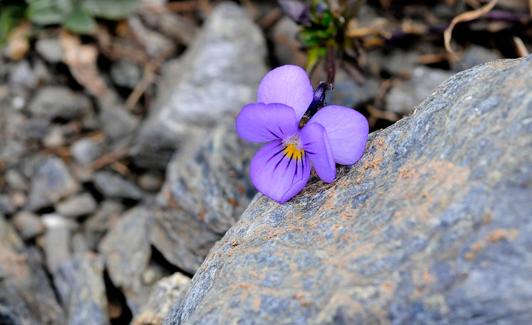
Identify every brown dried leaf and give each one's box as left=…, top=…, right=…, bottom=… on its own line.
left=444, top=0, right=498, bottom=59
left=5, top=22, right=31, bottom=61
left=59, top=30, right=108, bottom=96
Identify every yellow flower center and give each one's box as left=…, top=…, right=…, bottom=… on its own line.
left=283, top=143, right=304, bottom=160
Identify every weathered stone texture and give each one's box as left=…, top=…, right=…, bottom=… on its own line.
left=168, top=57, right=532, bottom=324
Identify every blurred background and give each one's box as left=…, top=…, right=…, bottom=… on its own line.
left=0, top=0, right=530, bottom=324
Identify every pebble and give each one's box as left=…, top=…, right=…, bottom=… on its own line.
left=56, top=193, right=98, bottom=219
left=12, top=211, right=45, bottom=240
left=71, top=138, right=102, bottom=166
left=93, top=171, right=143, bottom=200
left=35, top=38, right=63, bottom=63
left=27, top=157, right=80, bottom=211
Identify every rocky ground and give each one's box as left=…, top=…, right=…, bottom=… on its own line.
left=0, top=1, right=530, bottom=325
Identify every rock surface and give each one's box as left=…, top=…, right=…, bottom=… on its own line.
left=133, top=273, right=191, bottom=325
left=0, top=217, right=64, bottom=324
left=168, top=57, right=532, bottom=324
left=151, top=120, right=256, bottom=274
left=134, top=2, right=266, bottom=169
left=100, top=207, right=165, bottom=315
left=55, top=253, right=109, bottom=325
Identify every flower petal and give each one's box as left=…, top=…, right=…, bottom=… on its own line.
left=300, top=122, right=335, bottom=183
left=257, top=65, right=313, bottom=120
left=235, top=103, right=299, bottom=143
left=308, top=105, right=369, bottom=165
left=250, top=140, right=311, bottom=203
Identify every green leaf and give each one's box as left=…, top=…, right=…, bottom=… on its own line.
left=26, top=0, right=71, bottom=25
left=63, top=6, right=96, bottom=34
left=0, top=4, right=25, bottom=46
left=82, top=0, right=140, bottom=20
left=306, top=46, right=326, bottom=72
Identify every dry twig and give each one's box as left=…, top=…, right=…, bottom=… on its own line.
left=513, top=36, right=530, bottom=57
left=444, top=0, right=499, bottom=59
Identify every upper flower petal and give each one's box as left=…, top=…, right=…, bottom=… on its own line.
left=308, top=105, right=369, bottom=165
left=257, top=65, right=314, bottom=120
left=235, top=103, right=299, bottom=143
left=250, top=140, right=311, bottom=203
left=300, top=122, right=335, bottom=183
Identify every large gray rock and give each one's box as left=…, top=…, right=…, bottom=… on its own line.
left=168, top=57, right=532, bottom=324
left=0, top=217, right=64, bottom=324
left=151, top=120, right=255, bottom=274
left=100, top=207, right=169, bottom=316
left=100, top=207, right=152, bottom=315
left=54, top=253, right=109, bottom=325
left=133, top=2, right=266, bottom=169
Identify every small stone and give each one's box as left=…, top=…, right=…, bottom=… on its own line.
left=452, top=45, right=501, bottom=71
left=10, top=191, right=27, bottom=209
left=386, top=66, right=453, bottom=115
left=43, top=126, right=65, bottom=148
left=331, top=69, right=379, bottom=107
left=128, top=16, right=175, bottom=59
left=5, top=169, right=28, bottom=191
left=27, top=157, right=80, bottom=211
left=93, top=171, right=143, bottom=200
left=138, top=173, right=164, bottom=192
left=54, top=253, right=109, bottom=325
left=71, top=232, right=89, bottom=254
left=23, top=117, right=51, bottom=141
left=28, top=86, right=92, bottom=121
left=382, top=50, right=419, bottom=75
left=8, top=60, right=37, bottom=89
left=133, top=273, right=191, bottom=325
left=42, top=214, right=75, bottom=274
left=56, top=193, right=98, bottom=219
left=98, top=94, right=138, bottom=143
left=111, top=60, right=142, bottom=89
left=84, top=200, right=124, bottom=250
left=0, top=195, right=15, bottom=215
left=140, top=9, right=198, bottom=45
left=35, top=38, right=63, bottom=63
left=71, top=138, right=102, bottom=166
left=272, top=17, right=306, bottom=66
left=12, top=211, right=44, bottom=240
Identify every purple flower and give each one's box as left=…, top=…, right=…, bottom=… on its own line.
left=236, top=65, right=369, bottom=203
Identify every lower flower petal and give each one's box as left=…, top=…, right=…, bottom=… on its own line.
left=300, top=123, right=335, bottom=183
left=250, top=140, right=311, bottom=203
left=308, top=105, right=369, bottom=165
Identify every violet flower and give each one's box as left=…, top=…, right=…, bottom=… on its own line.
left=236, top=65, right=368, bottom=203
